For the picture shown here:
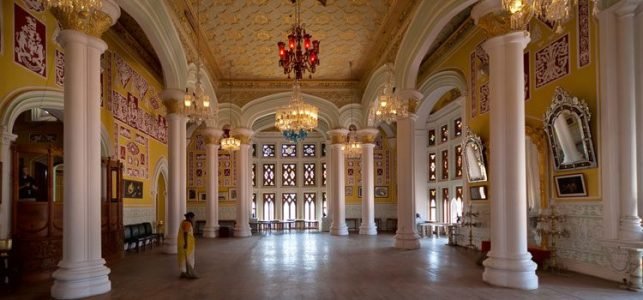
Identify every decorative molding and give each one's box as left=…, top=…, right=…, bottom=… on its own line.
left=577, top=0, right=591, bottom=68
left=535, top=34, right=570, bottom=88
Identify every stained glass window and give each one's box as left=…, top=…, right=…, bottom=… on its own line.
left=303, top=163, right=315, bottom=186
left=321, top=163, right=327, bottom=186
left=252, top=193, right=256, bottom=218
left=454, top=118, right=463, bottom=137
left=304, top=193, right=316, bottom=220
left=252, top=144, right=257, bottom=157
left=428, top=129, right=436, bottom=146
left=303, top=144, right=316, bottom=157
left=281, top=144, right=297, bottom=158
left=263, top=164, right=275, bottom=186
left=282, top=193, right=297, bottom=220
left=440, top=125, right=449, bottom=143
left=263, top=193, right=275, bottom=220
left=441, top=150, right=449, bottom=180
left=252, top=164, right=256, bottom=187
left=429, top=153, right=436, bottom=181
left=282, top=164, right=296, bottom=186
left=321, top=143, right=326, bottom=157
left=455, top=186, right=463, bottom=222
left=429, top=189, right=437, bottom=221
left=262, top=144, right=275, bottom=157
left=322, top=192, right=327, bottom=217
left=455, top=145, right=463, bottom=178
left=442, top=188, right=450, bottom=223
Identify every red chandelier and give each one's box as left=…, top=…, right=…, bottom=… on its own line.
left=277, top=0, right=320, bottom=80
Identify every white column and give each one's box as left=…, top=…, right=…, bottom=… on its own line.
left=161, top=90, right=185, bottom=254
left=203, top=128, right=223, bottom=238
left=179, top=117, right=188, bottom=218
left=321, top=139, right=333, bottom=232
left=233, top=128, right=253, bottom=237
left=472, top=1, right=538, bottom=288
left=50, top=4, right=119, bottom=295
left=414, top=128, right=429, bottom=219
left=616, top=5, right=643, bottom=240
left=395, top=108, right=420, bottom=249
left=328, top=129, right=349, bottom=236
left=358, top=128, right=378, bottom=235
left=0, top=132, right=17, bottom=239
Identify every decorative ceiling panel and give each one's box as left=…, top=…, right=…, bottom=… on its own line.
left=186, top=0, right=394, bottom=80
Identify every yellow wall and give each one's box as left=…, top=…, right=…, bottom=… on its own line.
left=345, top=131, right=397, bottom=204
left=1, top=1, right=168, bottom=208
left=423, top=10, right=600, bottom=200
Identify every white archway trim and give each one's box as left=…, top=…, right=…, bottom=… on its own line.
left=339, top=104, right=364, bottom=129
left=240, top=92, right=340, bottom=129
left=186, top=63, right=218, bottom=104
left=1, top=89, right=64, bottom=134
left=416, top=69, right=468, bottom=126
left=218, top=103, right=243, bottom=128
left=116, top=0, right=189, bottom=90
left=151, top=156, right=169, bottom=195
left=361, top=64, right=394, bottom=126
left=394, top=0, right=477, bottom=90
left=100, top=124, right=115, bottom=158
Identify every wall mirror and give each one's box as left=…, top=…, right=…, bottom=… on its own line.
left=463, top=129, right=487, bottom=183
left=543, top=87, right=597, bottom=170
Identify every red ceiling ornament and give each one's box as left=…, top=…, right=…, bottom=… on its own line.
left=277, top=0, right=320, bottom=80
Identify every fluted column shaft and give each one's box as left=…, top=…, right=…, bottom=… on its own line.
left=359, top=128, right=379, bottom=235
left=328, top=129, right=349, bottom=236
left=203, top=129, right=223, bottom=238
left=233, top=128, right=253, bottom=237
left=50, top=2, right=120, bottom=297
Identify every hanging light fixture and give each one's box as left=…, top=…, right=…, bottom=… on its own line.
left=183, top=0, right=216, bottom=124
left=277, top=0, right=320, bottom=80
left=275, top=80, right=319, bottom=143
left=502, top=0, right=600, bottom=33
left=221, top=63, right=241, bottom=152
left=373, top=65, right=407, bottom=125
left=344, top=62, right=361, bottom=159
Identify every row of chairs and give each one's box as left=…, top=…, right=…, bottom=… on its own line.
left=123, top=223, right=163, bottom=252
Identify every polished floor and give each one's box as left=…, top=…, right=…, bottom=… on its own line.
left=6, top=232, right=641, bottom=300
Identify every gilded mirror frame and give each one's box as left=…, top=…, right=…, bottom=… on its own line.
left=543, top=87, right=597, bottom=170
left=463, top=129, right=487, bottom=183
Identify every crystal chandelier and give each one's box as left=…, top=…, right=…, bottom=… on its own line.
left=344, top=62, right=361, bottom=159
left=275, top=81, right=319, bottom=143
left=220, top=66, right=240, bottom=152
left=373, top=69, right=407, bottom=124
left=277, top=0, right=320, bottom=80
left=502, top=0, right=599, bottom=33
left=183, top=0, right=215, bottom=124
left=43, top=0, right=102, bottom=16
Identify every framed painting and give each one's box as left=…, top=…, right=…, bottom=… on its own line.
left=345, top=186, right=353, bottom=196
left=555, top=174, right=587, bottom=197
left=218, top=192, right=226, bottom=201
left=229, top=188, right=237, bottom=201
left=470, top=185, right=487, bottom=200
left=198, top=192, right=207, bottom=201
left=374, top=186, right=388, bottom=198
left=123, top=180, right=143, bottom=198
left=188, top=189, right=196, bottom=200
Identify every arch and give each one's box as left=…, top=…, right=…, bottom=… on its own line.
left=186, top=62, right=218, bottom=104
left=394, top=0, right=477, bottom=90
left=1, top=89, right=64, bottom=134
left=240, top=92, right=340, bottom=130
left=339, top=104, right=364, bottom=129
left=416, top=69, right=468, bottom=126
left=151, top=156, right=169, bottom=199
left=116, top=0, right=190, bottom=90
left=251, top=114, right=331, bottom=140
left=218, top=103, right=243, bottom=129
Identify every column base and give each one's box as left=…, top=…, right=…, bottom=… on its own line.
left=330, top=224, right=349, bottom=236
left=482, top=255, right=539, bottom=290
left=359, top=223, right=378, bottom=235
left=394, top=231, right=420, bottom=249
left=51, top=259, right=111, bottom=299
left=620, top=216, right=643, bottom=240
left=163, top=236, right=177, bottom=254
left=234, top=225, right=252, bottom=237
left=203, top=225, right=220, bottom=238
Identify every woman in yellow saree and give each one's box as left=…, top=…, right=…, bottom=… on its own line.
left=178, top=212, right=198, bottom=279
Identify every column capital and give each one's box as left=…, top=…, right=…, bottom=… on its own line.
left=50, top=0, right=120, bottom=38
left=482, top=31, right=530, bottom=53
left=162, top=89, right=185, bottom=115
left=231, top=127, right=254, bottom=144
left=327, top=129, right=349, bottom=144
left=395, top=89, right=423, bottom=114
left=0, top=130, right=18, bottom=146
left=357, top=128, right=379, bottom=144
left=202, top=128, right=223, bottom=145
left=471, top=0, right=527, bottom=37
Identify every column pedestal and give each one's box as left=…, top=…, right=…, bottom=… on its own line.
left=328, top=129, right=349, bottom=236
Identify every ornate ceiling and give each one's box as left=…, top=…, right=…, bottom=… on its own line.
left=166, top=0, right=418, bottom=85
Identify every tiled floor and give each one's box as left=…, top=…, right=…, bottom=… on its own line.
left=6, top=232, right=641, bottom=299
